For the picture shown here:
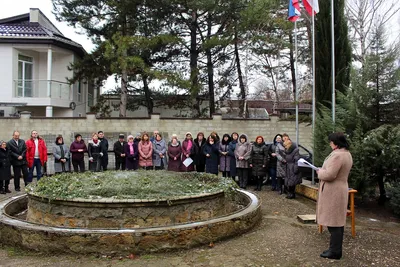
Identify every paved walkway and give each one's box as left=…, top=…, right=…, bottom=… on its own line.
left=1, top=179, right=400, bottom=267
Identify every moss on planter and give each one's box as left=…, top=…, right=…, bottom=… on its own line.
left=26, top=171, right=238, bottom=200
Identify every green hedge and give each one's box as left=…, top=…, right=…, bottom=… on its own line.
left=27, top=171, right=238, bottom=200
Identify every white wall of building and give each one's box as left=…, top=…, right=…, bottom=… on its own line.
left=0, top=45, right=14, bottom=100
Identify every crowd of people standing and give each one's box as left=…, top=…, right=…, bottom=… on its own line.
left=0, top=130, right=302, bottom=198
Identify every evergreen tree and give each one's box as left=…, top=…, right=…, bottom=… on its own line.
left=315, top=0, right=351, bottom=107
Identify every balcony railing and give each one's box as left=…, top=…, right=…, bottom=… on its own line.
left=14, top=80, right=71, bottom=100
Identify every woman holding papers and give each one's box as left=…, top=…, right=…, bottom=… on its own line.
left=283, top=139, right=300, bottom=199
left=181, top=132, right=195, bottom=172
left=316, top=132, right=352, bottom=260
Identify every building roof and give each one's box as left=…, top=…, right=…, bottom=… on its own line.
left=0, top=8, right=86, bottom=57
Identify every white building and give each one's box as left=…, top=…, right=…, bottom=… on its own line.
left=0, top=8, right=98, bottom=117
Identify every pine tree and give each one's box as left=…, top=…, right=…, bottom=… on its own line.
left=315, top=0, right=351, bottom=107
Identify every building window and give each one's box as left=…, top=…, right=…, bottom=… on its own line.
left=17, top=55, right=33, bottom=97
left=78, top=81, right=82, bottom=102
left=0, top=110, right=4, bottom=117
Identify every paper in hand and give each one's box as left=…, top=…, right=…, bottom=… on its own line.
left=183, top=157, right=193, bottom=167
left=298, top=158, right=320, bottom=171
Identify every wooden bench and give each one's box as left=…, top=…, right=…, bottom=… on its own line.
left=318, top=189, right=357, bottom=238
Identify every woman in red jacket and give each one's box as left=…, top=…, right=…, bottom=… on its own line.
left=25, top=130, right=47, bottom=183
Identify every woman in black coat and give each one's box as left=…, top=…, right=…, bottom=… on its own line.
left=203, top=135, right=219, bottom=175
left=249, top=136, right=269, bottom=191
left=228, top=132, right=239, bottom=182
left=124, top=135, right=139, bottom=171
left=0, top=141, right=12, bottom=194
left=193, top=132, right=206, bottom=172
left=87, top=133, right=103, bottom=172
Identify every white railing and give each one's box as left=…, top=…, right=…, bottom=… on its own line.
left=14, top=80, right=71, bottom=100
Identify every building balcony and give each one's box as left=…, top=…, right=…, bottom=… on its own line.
left=12, top=79, right=73, bottom=107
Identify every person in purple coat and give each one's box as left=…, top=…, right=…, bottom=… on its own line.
left=219, top=133, right=232, bottom=177
left=124, top=135, right=139, bottom=171
left=69, top=134, right=87, bottom=172
left=167, top=134, right=182, bottom=172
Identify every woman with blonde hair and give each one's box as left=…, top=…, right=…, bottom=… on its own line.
left=283, top=139, right=300, bottom=199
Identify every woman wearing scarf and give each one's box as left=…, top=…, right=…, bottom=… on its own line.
left=235, top=134, right=252, bottom=189
left=152, top=133, right=167, bottom=170
left=228, top=132, right=239, bottom=182
left=88, top=133, right=103, bottom=172
left=124, top=135, right=139, bottom=170
left=167, top=134, right=182, bottom=172
left=193, top=132, right=206, bottom=172
left=138, top=132, right=153, bottom=170
left=283, top=139, right=300, bottom=199
left=0, top=141, right=11, bottom=194
left=53, top=136, right=71, bottom=174
left=181, top=132, right=195, bottom=172
left=219, top=133, right=232, bottom=177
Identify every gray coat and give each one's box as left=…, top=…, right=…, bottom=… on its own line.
left=235, top=141, right=252, bottom=169
left=284, top=146, right=301, bottom=186
left=275, top=143, right=286, bottom=178
left=152, top=139, right=168, bottom=167
left=53, top=144, right=71, bottom=173
left=219, top=143, right=231, bottom=172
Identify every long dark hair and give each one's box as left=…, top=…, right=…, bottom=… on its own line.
left=221, top=134, right=231, bottom=145
left=328, top=132, right=350, bottom=150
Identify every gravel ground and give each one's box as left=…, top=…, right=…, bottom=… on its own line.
left=1, top=181, right=399, bottom=267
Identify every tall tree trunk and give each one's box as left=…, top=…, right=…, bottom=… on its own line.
left=120, top=64, right=128, bottom=117
left=119, top=16, right=128, bottom=117
left=206, top=17, right=215, bottom=116
left=143, top=75, right=153, bottom=115
left=190, top=10, right=200, bottom=117
left=234, top=29, right=246, bottom=118
left=377, top=167, right=386, bottom=205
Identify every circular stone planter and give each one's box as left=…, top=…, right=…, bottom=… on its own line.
left=26, top=191, right=238, bottom=228
left=0, top=190, right=261, bottom=254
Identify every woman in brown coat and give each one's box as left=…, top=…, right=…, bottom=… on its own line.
left=283, top=139, right=300, bottom=199
left=167, top=134, right=182, bottom=172
left=138, top=133, right=153, bottom=170
left=316, top=132, right=352, bottom=260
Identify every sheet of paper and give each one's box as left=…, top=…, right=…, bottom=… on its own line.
left=298, top=158, right=320, bottom=171
left=182, top=157, right=193, bottom=167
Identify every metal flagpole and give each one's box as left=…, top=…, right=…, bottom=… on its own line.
left=331, top=0, right=336, bottom=129
left=311, top=3, right=316, bottom=185
left=295, top=20, right=299, bottom=146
